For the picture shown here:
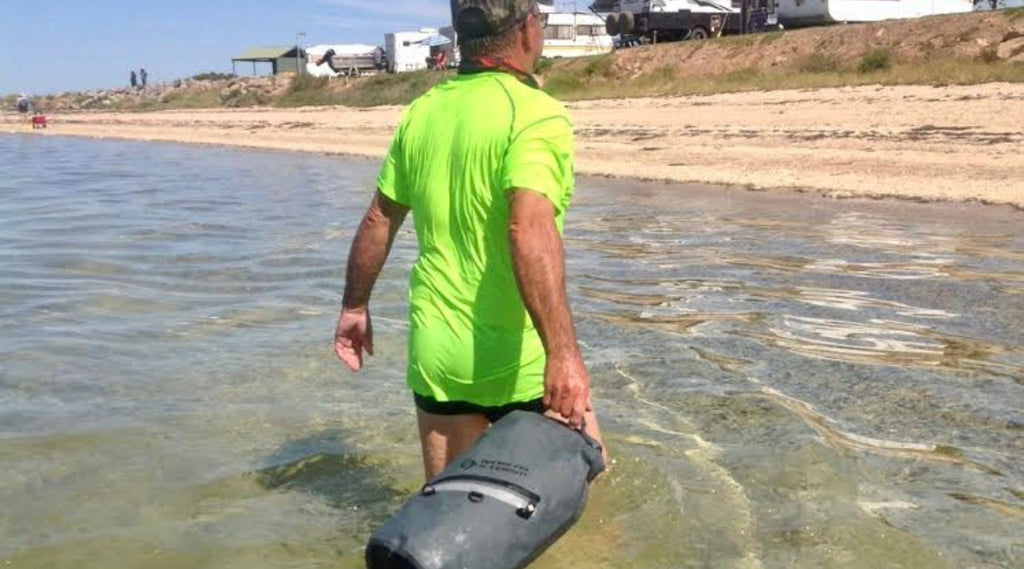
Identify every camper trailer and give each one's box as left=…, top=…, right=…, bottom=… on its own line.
left=542, top=12, right=615, bottom=58
left=774, top=0, right=973, bottom=27
left=386, top=30, right=435, bottom=73
left=594, top=0, right=973, bottom=35
left=306, top=44, right=385, bottom=77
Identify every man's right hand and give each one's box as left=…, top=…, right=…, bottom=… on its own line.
left=334, top=307, right=373, bottom=372
left=543, top=352, right=592, bottom=429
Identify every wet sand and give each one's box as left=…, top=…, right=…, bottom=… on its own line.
left=3, top=82, right=1023, bottom=208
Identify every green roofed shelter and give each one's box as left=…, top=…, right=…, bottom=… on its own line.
left=232, top=46, right=306, bottom=76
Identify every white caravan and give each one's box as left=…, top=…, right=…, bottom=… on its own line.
left=775, top=0, right=973, bottom=27
left=386, top=29, right=436, bottom=73
left=542, top=12, right=615, bottom=58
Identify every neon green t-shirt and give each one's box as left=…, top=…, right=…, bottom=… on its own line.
left=377, top=71, right=575, bottom=407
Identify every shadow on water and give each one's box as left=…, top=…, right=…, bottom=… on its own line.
left=252, top=429, right=408, bottom=523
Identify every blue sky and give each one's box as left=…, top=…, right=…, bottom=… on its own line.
left=0, top=0, right=580, bottom=95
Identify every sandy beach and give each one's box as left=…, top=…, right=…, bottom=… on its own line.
left=4, top=82, right=1024, bottom=208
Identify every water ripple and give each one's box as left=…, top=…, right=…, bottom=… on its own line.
left=745, top=316, right=1022, bottom=380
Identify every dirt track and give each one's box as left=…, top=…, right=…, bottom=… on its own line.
left=4, top=82, right=1023, bottom=207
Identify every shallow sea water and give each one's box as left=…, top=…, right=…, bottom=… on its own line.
left=1, top=135, right=1022, bottom=569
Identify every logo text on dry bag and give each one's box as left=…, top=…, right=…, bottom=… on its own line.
left=464, top=458, right=530, bottom=477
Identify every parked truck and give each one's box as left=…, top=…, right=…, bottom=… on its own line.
left=307, top=44, right=386, bottom=77
left=594, top=0, right=777, bottom=42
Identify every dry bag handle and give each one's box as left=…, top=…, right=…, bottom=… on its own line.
left=544, top=413, right=602, bottom=452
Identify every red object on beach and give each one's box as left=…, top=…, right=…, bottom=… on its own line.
left=31, top=115, right=47, bottom=129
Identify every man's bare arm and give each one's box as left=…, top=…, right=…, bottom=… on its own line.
left=343, top=191, right=410, bottom=310
left=335, top=191, right=409, bottom=372
left=507, top=189, right=590, bottom=426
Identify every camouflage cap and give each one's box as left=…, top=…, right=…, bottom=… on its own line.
left=451, top=0, right=553, bottom=41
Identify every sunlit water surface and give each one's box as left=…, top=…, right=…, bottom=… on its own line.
left=1, top=135, right=1021, bottom=569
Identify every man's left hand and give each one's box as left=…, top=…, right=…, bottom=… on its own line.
left=334, top=307, right=373, bottom=372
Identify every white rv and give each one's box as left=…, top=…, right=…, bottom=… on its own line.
left=542, top=12, right=615, bottom=58
left=774, top=0, right=973, bottom=27
left=386, top=29, right=436, bottom=73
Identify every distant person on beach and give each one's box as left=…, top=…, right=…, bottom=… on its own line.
left=130, top=70, right=138, bottom=89
left=334, top=0, right=606, bottom=482
left=16, top=94, right=31, bottom=115
left=140, top=68, right=148, bottom=88
left=433, top=49, right=448, bottom=70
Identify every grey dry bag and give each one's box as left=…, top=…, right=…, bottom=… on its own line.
left=366, top=410, right=605, bottom=569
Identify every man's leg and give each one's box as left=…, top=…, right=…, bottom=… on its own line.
left=416, top=409, right=490, bottom=480
left=583, top=409, right=610, bottom=472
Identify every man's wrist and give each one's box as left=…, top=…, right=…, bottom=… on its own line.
left=342, top=298, right=368, bottom=313
left=547, top=346, right=582, bottom=363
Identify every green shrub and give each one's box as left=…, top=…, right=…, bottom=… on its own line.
left=220, top=88, right=270, bottom=108
left=541, top=73, right=584, bottom=97
left=336, top=71, right=452, bottom=107
left=534, top=57, right=555, bottom=74
left=800, top=52, right=840, bottom=73
left=191, top=72, right=236, bottom=82
left=858, top=49, right=893, bottom=73
left=977, top=45, right=1001, bottom=64
left=723, top=66, right=761, bottom=83
left=287, top=73, right=330, bottom=93
left=582, top=54, right=615, bottom=78
left=274, top=74, right=337, bottom=107
left=645, top=65, right=678, bottom=81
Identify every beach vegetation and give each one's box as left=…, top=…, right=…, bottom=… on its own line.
left=799, top=53, right=841, bottom=73
left=977, top=45, right=1001, bottom=64
left=273, top=70, right=453, bottom=108
left=534, top=57, right=556, bottom=74
left=336, top=70, right=453, bottom=107
left=858, top=49, right=893, bottom=73
left=541, top=57, right=1024, bottom=100
left=192, top=72, right=237, bottom=82
left=582, top=54, right=616, bottom=78
left=275, top=74, right=341, bottom=107
left=541, top=73, right=584, bottom=94
left=219, top=87, right=271, bottom=108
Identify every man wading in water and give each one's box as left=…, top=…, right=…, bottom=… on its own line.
left=334, top=0, right=606, bottom=480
